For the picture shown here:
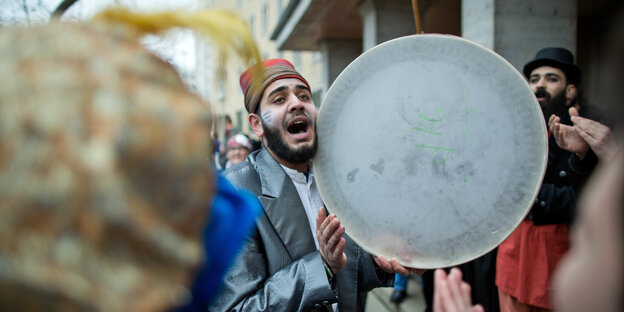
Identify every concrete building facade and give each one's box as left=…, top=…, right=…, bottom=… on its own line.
left=193, top=0, right=621, bottom=144
left=271, top=0, right=621, bottom=110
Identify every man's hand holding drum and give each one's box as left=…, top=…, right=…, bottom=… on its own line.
left=316, top=207, right=425, bottom=276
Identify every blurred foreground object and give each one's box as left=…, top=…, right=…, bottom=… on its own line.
left=0, top=8, right=261, bottom=311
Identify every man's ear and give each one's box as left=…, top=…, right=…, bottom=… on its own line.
left=565, top=84, right=578, bottom=105
left=249, top=113, right=264, bottom=137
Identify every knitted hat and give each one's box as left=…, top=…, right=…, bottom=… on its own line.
left=239, top=58, right=310, bottom=114
left=226, top=134, right=253, bottom=151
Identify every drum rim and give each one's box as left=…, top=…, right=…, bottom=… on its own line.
left=315, top=34, right=548, bottom=268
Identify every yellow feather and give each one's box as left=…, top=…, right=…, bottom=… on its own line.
left=93, top=8, right=264, bottom=91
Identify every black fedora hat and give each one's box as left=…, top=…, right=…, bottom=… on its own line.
left=523, top=47, right=582, bottom=84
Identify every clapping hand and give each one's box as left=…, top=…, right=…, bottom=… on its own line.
left=549, top=107, right=617, bottom=162
left=316, top=207, right=347, bottom=274
left=549, top=108, right=590, bottom=158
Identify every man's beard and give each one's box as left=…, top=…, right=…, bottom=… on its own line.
left=260, top=113, right=318, bottom=164
left=538, top=89, right=572, bottom=125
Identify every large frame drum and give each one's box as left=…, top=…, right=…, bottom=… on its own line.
left=314, top=34, right=547, bottom=268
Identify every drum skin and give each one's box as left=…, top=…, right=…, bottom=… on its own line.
left=314, top=34, right=547, bottom=269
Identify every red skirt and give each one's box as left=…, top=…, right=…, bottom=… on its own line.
left=496, top=220, right=570, bottom=309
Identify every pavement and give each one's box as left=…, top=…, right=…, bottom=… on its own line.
left=365, top=274, right=427, bottom=312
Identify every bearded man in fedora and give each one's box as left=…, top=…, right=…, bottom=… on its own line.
left=495, top=47, right=599, bottom=311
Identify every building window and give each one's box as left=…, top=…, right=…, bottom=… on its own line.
left=237, top=0, right=243, bottom=9
left=293, top=51, right=302, bottom=69
left=312, top=89, right=322, bottom=108
left=236, top=110, right=243, bottom=132
left=262, top=2, right=268, bottom=35
left=249, top=15, right=255, bottom=37
left=277, top=0, right=284, bottom=14
left=312, top=51, right=322, bottom=63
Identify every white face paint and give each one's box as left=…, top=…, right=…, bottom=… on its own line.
left=260, top=110, right=276, bottom=126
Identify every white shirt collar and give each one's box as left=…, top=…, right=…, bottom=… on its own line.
left=280, top=163, right=314, bottom=184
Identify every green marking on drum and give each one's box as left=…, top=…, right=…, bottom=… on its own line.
left=411, top=102, right=477, bottom=180
left=412, top=108, right=453, bottom=166
left=414, top=144, right=454, bottom=165
left=460, top=108, right=477, bottom=182
left=459, top=82, right=476, bottom=182
left=416, top=108, right=445, bottom=122
left=411, top=126, right=441, bottom=142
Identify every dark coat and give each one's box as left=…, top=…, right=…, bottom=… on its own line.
left=460, top=108, right=598, bottom=312
left=528, top=133, right=597, bottom=225
left=209, top=148, right=393, bottom=311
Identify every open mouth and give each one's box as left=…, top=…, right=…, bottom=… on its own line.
left=286, top=116, right=311, bottom=138
left=535, top=90, right=549, bottom=102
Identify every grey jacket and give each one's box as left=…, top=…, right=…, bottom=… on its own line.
left=209, top=148, right=393, bottom=311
